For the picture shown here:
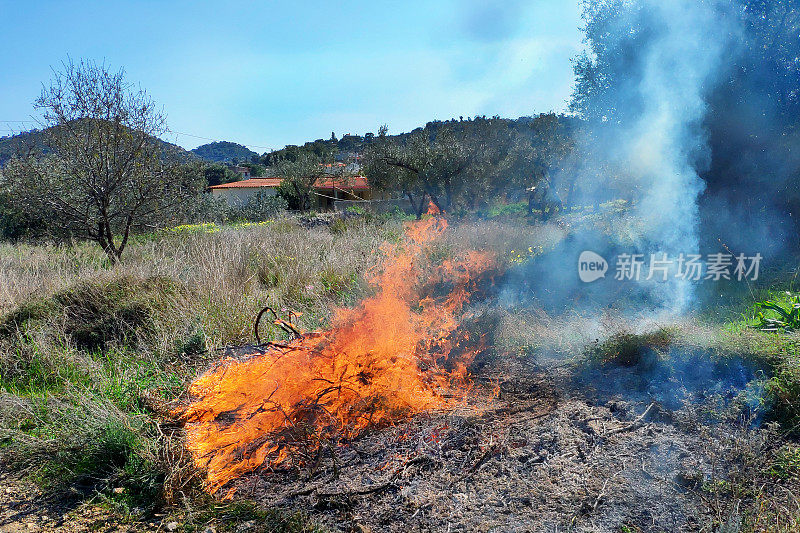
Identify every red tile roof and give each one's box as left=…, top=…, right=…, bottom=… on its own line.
left=314, top=176, right=370, bottom=190
left=208, top=178, right=283, bottom=189
left=208, top=176, right=370, bottom=190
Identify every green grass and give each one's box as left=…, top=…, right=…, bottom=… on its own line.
left=1, top=212, right=799, bottom=531
left=485, top=201, right=528, bottom=219
left=585, top=328, right=676, bottom=367
left=698, top=285, right=800, bottom=435
left=0, top=217, right=396, bottom=528
left=0, top=342, right=91, bottom=395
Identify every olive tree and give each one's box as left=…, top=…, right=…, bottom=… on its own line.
left=363, top=118, right=516, bottom=217
left=274, top=152, right=354, bottom=211
left=4, top=59, right=203, bottom=262
left=363, top=122, right=476, bottom=217
left=274, top=153, right=326, bottom=211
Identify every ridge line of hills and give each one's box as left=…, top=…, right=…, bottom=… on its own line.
left=0, top=114, right=570, bottom=168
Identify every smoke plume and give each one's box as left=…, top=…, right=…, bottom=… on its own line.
left=520, top=0, right=741, bottom=316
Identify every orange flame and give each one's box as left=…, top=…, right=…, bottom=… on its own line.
left=179, top=216, right=496, bottom=493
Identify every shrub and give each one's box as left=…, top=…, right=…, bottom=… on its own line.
left=0, top=276, right=182, bottom=352
left=587, top=328, right=675, bottom=367
left=182, top=191, right=287, bottom=226
left=237, top=191, right=288, bottom=222
left=181, top=194, right=233, bottom=225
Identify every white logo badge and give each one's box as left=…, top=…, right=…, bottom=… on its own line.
left=578, top=251, right=608, bottom=283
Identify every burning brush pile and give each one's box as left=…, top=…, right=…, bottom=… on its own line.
left=178, top=215, right=498, bottom=495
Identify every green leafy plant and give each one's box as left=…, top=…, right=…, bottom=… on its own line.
left=345, top=205, right=366, bottom=215
left=768, top=445, right=800, bottom=480
left=753, top=296, right=800, bottom=332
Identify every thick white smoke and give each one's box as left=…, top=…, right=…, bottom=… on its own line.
left=627, top=0, right=734, bottom=313
left=561, top=0, right=739, bottom=315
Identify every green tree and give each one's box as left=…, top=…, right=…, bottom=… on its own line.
left=203, top=163, right=240, bottom=186
left=0, top=182, right=45, bottom=240
left=275, top=153, right=327, bottom=211
left=262, top=139, right=337, bottom=167
left=505, top=114, right=578, bottom=216
left=364, top=118, right=525, bottom=216
left=241, top=162, right=266, bottom=177
left=569, top=0, right=800, bottom=250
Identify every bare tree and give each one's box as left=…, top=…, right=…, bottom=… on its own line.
left=3, top=59, right=202, bottom=262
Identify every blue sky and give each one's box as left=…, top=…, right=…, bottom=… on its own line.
left=0, top=0, right=583, bottom=152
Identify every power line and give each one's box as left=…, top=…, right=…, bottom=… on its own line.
left=0, top=120, right=38, bottom=132
left=167, top=129, right=274, bottom=152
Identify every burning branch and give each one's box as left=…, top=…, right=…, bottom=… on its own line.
left=254, top=306, right=303, bottom=343
left=178, top=215, right=498, bottom=494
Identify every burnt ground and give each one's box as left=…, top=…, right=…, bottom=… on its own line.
left=2, top=352, right=798, bottom=532
left=229, top=353, right=798, bottom=533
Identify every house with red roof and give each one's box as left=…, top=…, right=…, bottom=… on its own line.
left=208, top=175, right=373, bottom=211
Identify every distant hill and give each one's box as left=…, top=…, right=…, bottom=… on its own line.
left=0, top=130, right=48, bottom=167
left=0, top=126, right=195, bottom=167
left=191, top=141, right=259, bottom=164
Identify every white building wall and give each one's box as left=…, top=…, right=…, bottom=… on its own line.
left=210, top=187, right=278, bottom=207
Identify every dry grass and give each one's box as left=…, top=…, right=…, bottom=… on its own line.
left=0, top=217, right=398, bottom=347
left=2, top=213, right=798, bottom=531
left=0, top=214, right=554, bottom=523
left=0, top=215, right=409, bottom=528
left=441, top=218, right=567, bottom=257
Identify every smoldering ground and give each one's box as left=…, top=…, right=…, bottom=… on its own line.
left=263, top=6, right=800, bottom=528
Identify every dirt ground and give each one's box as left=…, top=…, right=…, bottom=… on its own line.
left=2, top=352, right=797, bottom=533
left=0, top=471, right=162, bottom=532
left=231, top=354, right=795, bottom=532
